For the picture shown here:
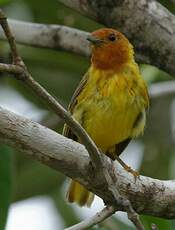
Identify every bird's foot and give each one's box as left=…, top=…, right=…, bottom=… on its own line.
left=115, top=156, right=139, bottom=182
left=123, top=164, right=139, bottom=182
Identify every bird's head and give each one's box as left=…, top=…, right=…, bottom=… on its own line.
left=87, top=28, right=134, bottom=71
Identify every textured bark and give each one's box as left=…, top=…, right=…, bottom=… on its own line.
left=0, top=19, right=89, bottom=56
left=59, top=0, right=175, bottom=76
left=1, top=106, right=175, bottom=219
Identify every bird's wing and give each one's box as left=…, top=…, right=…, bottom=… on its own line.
left=62, top=72, right=89, bottom=141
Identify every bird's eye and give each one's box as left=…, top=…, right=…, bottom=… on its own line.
left=108, top=33, right=116, bottom=42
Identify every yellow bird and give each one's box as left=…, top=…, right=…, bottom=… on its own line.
left=63, top=28, right=149, bottom=207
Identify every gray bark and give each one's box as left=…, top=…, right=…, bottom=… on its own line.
left=1, top=106, right=175, bottom=219
left=0, top=19, right=89, bottom=56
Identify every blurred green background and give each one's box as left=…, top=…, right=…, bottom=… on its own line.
left=0, top=0, right=175, bottom=229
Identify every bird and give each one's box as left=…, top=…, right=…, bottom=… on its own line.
left=63, top=28, right=149, bottom=207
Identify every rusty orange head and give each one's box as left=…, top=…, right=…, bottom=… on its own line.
left=87, top=28, right=134, bottom=71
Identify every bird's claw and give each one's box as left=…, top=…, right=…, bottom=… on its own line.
left=123, top=165, right=140, bottom=182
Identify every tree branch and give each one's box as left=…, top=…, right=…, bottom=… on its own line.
left=0, top=19, right=90, bottom=56
left=1, top=106, right=175, bottom=219
left=59, top=0, right=175, bottom=76
left=65, top=206, right=115, bottom=230
left=0, top=11, right=23, bottom=66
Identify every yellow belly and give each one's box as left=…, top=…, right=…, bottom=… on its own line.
left=74, top=88, right=145, bottom=151
left=73, top=66, right=148, bottom=152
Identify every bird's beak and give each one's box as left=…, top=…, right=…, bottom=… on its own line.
left=87, top=35, right=104, bottom=46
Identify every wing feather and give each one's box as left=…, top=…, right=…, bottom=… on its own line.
left=62, top=73, right=89, bottom=140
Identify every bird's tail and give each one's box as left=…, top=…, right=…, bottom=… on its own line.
left=67, top=180, right=94, bottom=207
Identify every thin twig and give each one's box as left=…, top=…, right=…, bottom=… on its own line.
left=0, top=63, right=23, bottom=74
left=65, top=206, right=115, bottom=230
left=0, top=10, right=21, bottom=65
left=0, top=10, right=145, bottom=230
left=124, top=200, right=145, bottom=230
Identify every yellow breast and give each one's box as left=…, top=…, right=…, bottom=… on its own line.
left=73, top=64, right=148, bottom=152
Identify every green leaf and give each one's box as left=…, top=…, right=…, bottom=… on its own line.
left=0, top=144, right=13, bottom=230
